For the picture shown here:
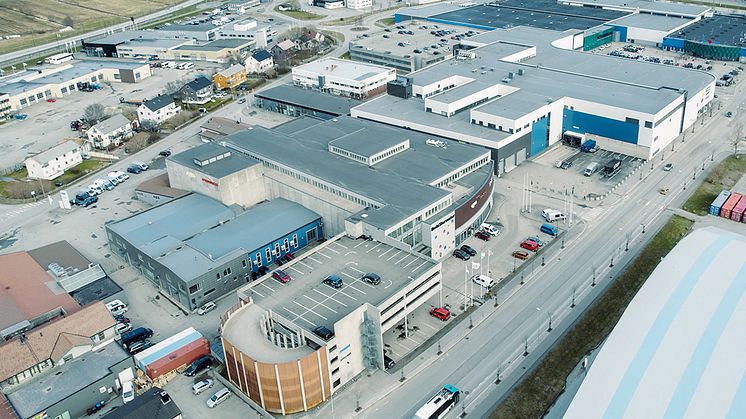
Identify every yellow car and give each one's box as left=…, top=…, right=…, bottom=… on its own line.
left=659, top=187, right=670, bottom=195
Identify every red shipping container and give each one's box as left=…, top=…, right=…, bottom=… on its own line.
left=720, top=193, right=742, bottom=219
left=144, top=338, right=209, bottom=380
left=733, top=196, right=746, bottom=222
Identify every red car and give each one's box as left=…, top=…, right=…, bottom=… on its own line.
left=272, top=269, right=291, bottom=283
left=475, top=231, right=491, bottom=241
left=46, top=98, right=56, bottom=102
left=429, top=307, right=451, bottom=321
left=520, top=240, right=540, bottom=252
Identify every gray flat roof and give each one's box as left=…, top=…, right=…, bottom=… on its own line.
left=175, top=38, right=251, bottom=51
left=609, top=13, right=693, bottom=32
left=565, top=227, right=746, bottom=419
left=571, top=0, right=710, bottom=17
left=157, top=22, right=219, bottom=32
left=223, top=116, right=490, bottom=230
left=328, top=128, right=407, bottom=158
left=353, top=25, right=715, bottom=145
left=349, top=21, right=464, bottom=64
left=168, top=142, right=260, bottom=179
left=7, top=344, right=130, bottom=418
left=122, top=37, right=189, bottom=49
left=256, top=84, right=362, bottom=116
left=669, top=14, right=746, bottom=48
left=294, top=58, right=393, bottom=81
left=107, top=194, right=321, bottom=281
left=225, top=236, right=438, bottom=361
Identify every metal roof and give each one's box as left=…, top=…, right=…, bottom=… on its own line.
left=565, top=227, right=746, bottom=419
left=167, top=142, right=260, bottom=179
left=142, top=95, right=174, bottom=112
left=250, top=49, right=272, bottom=62
left=223, top=116, right=490, bottom=230
left=669, top=14, right=746, bottom=48
left=102, top=387, right=182, bottom=419
left=107, top=194, right=321, bottom=282
left=174, top=38, right=251, bottom=51
left=89, top=113, right=131, bottom=135
left=609, top=13, right=693, bottom=32
left=294, top=57, right=393, bottom=81
left=255, top=84, right=362, bottom=116
left=27, top=141, right=79, bottom=164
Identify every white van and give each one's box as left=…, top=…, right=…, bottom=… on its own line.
left=122, top=380, right=135, bottom=404
left=542, top=209, right=566, bottom=222
left=105, top=299, right=128, bottom=316
left=181, top=62, right=195, bottom=70
left=87, top=184, right=102, bottom=195
left=584, top=162, right=600, bottom=176
left=471, top=274, right=495, bottom=289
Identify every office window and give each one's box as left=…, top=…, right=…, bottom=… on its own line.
left=255, top=253, right=262, bottom=267
left=189, top=284, right=201, bottom=294
left=274, top=243, right=280, bottom=255
left=242, top=259, right=247, bottom=268
left=292, top=234, right=298, bottom=247
left=644, top=121, right=653, bottom=128
left=266, top=248, right=271, bottom=261
left=204, top=288, right=216, bottom=296
left=284, top=238, right=290, bottom=250
left=216, top=272, right=221, bottom=280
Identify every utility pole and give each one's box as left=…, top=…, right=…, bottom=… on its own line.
left=592, top=265, right=597, bottom=287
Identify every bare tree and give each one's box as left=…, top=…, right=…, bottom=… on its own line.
left=83, top=103, right=107, bottom=125
left=127, top=133, right=150, bottom=154
left=139, top=119, right=159, bottom=133
left=731, top=123, right=744, bottom=158
left=162, top=80, right=184, bottom=96
left=62, top=16, right=74, bottom=27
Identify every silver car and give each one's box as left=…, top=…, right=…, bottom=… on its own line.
left=192, top=378, right=214, bottom=395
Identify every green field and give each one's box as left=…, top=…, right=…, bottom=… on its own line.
left=682, top=154, right=746, bottom=215
left=490, top=215, right=694, bottom=419
left=0, top=0, right=184, bottom=54
left=273, top=7, right=326, bottom=21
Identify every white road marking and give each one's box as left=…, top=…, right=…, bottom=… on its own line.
left=297, top=260, right=314, bottom=269
left=345, top=282, right=367, bottom=295
left=294, top=300, right=328, bottom=320
left=366, top=243, right=382, bottom=253
left=331, top=241, right=349, bottom=250
left=354, top=241, right=367, bottom=248
left=386, top=250, right=403, bottom=261
left=420, top=322, right=440, bottom=333
left=336, top=288, right=358, bottom=301
left=307, top=256, right=323, bottom=264
left=402, top=257, right=419, bottom=269
left=313, top=288, right=348, bottom=307
left=325, top=246, right=340, bottom=254
left=347, top=265, right=365, bottom=274
left=379, top=248, right=394, bottom=258
left=411, top=260, right=428, bottom=273
left=317, top=252, right=332, bottom=259
left=259, top=283, right=275, bottom=293
left=396, top=254, right=410, bottom=264
left=288, top=266, right=304, bottom=275
left=304, top=294, right=338, bottom=314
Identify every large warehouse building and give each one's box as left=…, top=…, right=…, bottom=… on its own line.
left=221, top=235, right=441, bottom=414
left=565, top=227, right=746, bottom=418
left=352, top=25, right=715, bottom=172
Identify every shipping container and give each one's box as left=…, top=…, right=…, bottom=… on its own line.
left=144, top=338, right=209, bottom=380
left=733, top=196, right=746, bottom=222
left=135, top=327, right=202, bottom=371
left=720, top=193, right=742, bottom=219
left=710, top=190, right=732, bottom=216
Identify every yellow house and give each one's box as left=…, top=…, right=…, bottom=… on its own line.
left=213, top=64, right=247, bottom=90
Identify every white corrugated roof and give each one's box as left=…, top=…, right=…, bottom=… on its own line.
left=565, top=226, right=746, bottom=419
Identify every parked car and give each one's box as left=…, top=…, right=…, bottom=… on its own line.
left=192, top=379, right=214, bottom=395
left=512, top=250, right=530, bottom=260
left=122, top=381, right=135, bottom=404
left=480, top=223, right=499, bottom=236
left=197, top=302, right=216, bottom=315
left=73, top=191, right=98, bottom=207
left=115, top=323, right=132, bottom=335
left=383, top=355, right=396, bottom=369
left=663, top=163, right=673, bottom=171
left=429, top=307, right=451, bottom=321
left=238, top=98, right=246, bottom=104
left=127, top=340, right=151, bottom=354
left=272, top=269, right=291, bottom=283
left=526, top=236, right=545, bottom=247
left=452, top=248, right=470, bottom=260
left=106, top=300, right=128, bottom=316
left=659, top=187, right=670, bottom=195
left=132, top=161, right=148, bottom=171
left=185, top=355, right=212, bottom=377
left=459, top=244, right=477, bottom=257
left=114, top=315, right=130, bottom=323
left=159, top=150, right=172, bottom=157
left=475, top=231, right=491, bottom=241
left=206, top=388, right=231, bottom=408
left=520, top=240, right=540, bottom=251
left=323, top=274, right=343, bottom=289
left=726, top=111, right=733, bottom=118
left=14, top=114, right=28, bottom=120
left=257, top=266, right=269, bottom=276
left=127, top=165, right=142, bottom=174
left=46, top=98, right=57, bottom=103
left=560, top=160, right=573, bottom=169
left=361, top=272, right=381, bottom=285
left=312, top=326, right=334, bottom=340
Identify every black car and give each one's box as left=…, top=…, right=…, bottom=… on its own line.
left=453, top=248, right=470, bottom=260
left=383, top=355, right=395, bottom=369
left=560, top=160, right=573, bottom=169
left=361, top=272, right=381, bottom=285
left=258, top=266, right=270, bottom=275
left=185, top=355, right=212, bottom=377
left=459, top=245, right=477, bottom=257
left=312, top=326, right=334, bottom=340
left=159, top=150, right=172, bottom=157
left=127, top=165, right=142, bottom=174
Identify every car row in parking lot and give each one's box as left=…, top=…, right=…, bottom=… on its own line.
left=452, top=222, right=500, bottom=260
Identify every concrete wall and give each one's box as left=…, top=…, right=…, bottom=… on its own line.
left=166, top=159, right=266, bottom=209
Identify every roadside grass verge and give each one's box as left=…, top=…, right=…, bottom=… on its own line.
left=274, top=7, right=326, bottom=20
left=682, top=154, right=746, bottom=215
left=489, top=215, right=694, bottom=419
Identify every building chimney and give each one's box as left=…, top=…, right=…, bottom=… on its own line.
left=160, top=391, right=171, bottom=405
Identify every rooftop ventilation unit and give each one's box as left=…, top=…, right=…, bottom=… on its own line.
left=48, top=262, right=66, bottom=277
left=518, top=68, right=525, bottom=75
left=508, top=72, right=514, bottom=79
left=502, top=77, right=512, bottom=83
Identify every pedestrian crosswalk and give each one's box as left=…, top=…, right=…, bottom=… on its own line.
left=1, top=200, right=45, bottom=220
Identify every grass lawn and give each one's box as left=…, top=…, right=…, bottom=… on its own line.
left=377, top=17, right=396, bottom=26
left=0, top=159, right=107, bottom=199
left=682, top=154, right=746, bottom=215
left=274, top=7, right=325, bottom=20
left=57, top=159, right=108, bottom=185
left=490, top=215, right=694, bottom=419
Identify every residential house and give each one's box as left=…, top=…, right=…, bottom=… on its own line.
left=245, top=49, right=273, bottom=74
left=3, top=344, right=134, bottom=419
left=102, top=388, right=182, bottom=419
left=86, top=113, right=134, bottom=149
left=177, top=76, right=213, bottom=105
left=271, top=40, right=295, bottom=64
left=0, top=301, right=116, bottom=386
left=213, top=64, right=247, bottom=90
left=24, top=141, right=82, bottom=180
left=295, top=31, right=325, bottom=50
left=137, top=95, right=181, bottom=124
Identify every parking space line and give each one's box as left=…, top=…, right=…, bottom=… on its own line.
left=396, top=254, right=410, bottom=264
left=366, top=243, right=382, bottom=253
left=379, top=248, right=394, bottom=258
left=421, top=322, right=440, bottom=333
left=259, top=283, right=275, bottom=293
left=313, top=288, right=348, bottom=307
left=411, top=260, right=428, bottom=273
left=325, top=246, right=340, bottom=254
left=397, top=339, right=415, bottom=351
left=317, top=252, right=332, bottom=259
left=346, top=265, right=365, bottom=274
left=345, top=282, right=367, bottom=295
left=285, top=308, right=316, bottom=327
left=288, top=266, right=304, bottom=275
left=388, top=348, right=403, bottom=359
left=402, top=257, right=419, bottom=269
left=386, top=250, right=403, bottom=261
left=250, top=288, right=265, bottom=298
left=337, top=288, right=358, bottom=301
left=354, top=241, right=367, bottom=249
left=333, top=242, right=349, bottom=250
left=294, top=300, right=328, bottom=320
left=297, top=260, right=314, bottom=269
left=304, top=294, right=338, bottom=314
left=307, top=256, right=323, bottom=264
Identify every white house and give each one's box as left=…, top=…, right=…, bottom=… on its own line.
left=138, top=95, right=181, bottom=124
left=292, top=57, right=395, bottom=99
left=86, top=113, right=134, bottom=149
left=346, top=0, right=372, bottom=9
left=25, top=141, right=82, bottom=180
left=245, top=49, right=273, bottom=73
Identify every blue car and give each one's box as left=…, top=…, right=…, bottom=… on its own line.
left=127, top=165, right=142, bottom=174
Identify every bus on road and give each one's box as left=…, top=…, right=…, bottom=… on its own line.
left=413, top=384, right=460, bottom=419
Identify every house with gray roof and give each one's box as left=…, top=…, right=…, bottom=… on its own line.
left=137, top=95, right=180, bottom=125
left=86, top=113, right=133, bottom=149
left=176, top=76, right=213, bottom=105
left=102, top=388, right=182, bottom=419
left=24, top=141, right=82, bottom=180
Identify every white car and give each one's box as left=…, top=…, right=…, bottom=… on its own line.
left=192, top=378, right=214, bottom=395
left=106, top=299, right=128, bottom=316
left=115, top=323, right=132, bottom=335
left=197, top=302, right=217, bottom=315
left=206, top=388, right=231, bottom=408
left=480, top=223, right=500, bottom=236
left=122, top=380, right=135, bottom=404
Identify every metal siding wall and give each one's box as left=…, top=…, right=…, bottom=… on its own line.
left=613, top=26, right=628, bottom=43
left=562, top=108, right=639, bottom=144
left=662, top=37, right=686, bottom=49
left=530, top=116, right=549, bottom=156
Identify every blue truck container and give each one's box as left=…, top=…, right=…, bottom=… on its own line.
left=580, top=139, right=596, bottom=152
left=710, top=190, right=732, bottom=216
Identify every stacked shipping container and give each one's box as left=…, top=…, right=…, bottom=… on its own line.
left=733, top=197, right=746, bottom=222
left=710, top=190, right=731, bottom=216
left=720, top=193, right=742, bottom=219
left=134, top=327, right=210, bottom=380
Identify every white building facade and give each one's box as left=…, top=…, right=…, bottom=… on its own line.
left=292, top=57, right=395, bottom=99
left=25, top=141, right=83, bottom=180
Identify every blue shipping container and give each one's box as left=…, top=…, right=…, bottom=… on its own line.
left=710, top=190, right=732, bottom=216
